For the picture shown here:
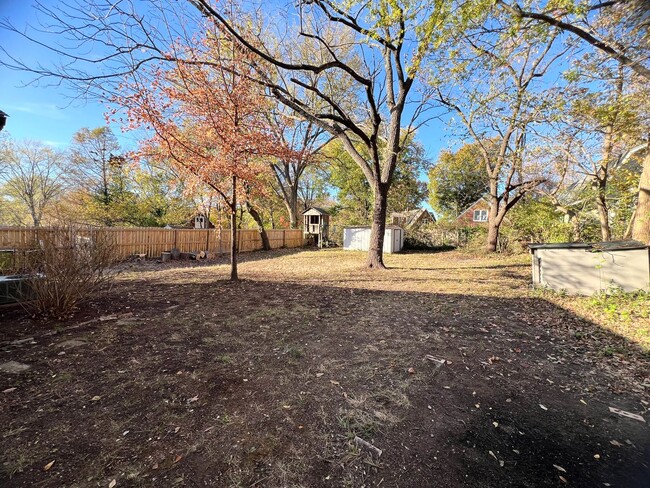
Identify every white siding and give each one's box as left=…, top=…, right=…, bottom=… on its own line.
left=343, top=227, right=403, bottom=253
left=532, top=248, right=649, bottom=295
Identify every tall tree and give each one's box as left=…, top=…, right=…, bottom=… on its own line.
left=428, top=142, right=490, bottom=219
left=560, top=65, right=640, bottom=240
left=326, top=135, right=430, bottom=223
left=434, top=16, right=568, bottom=251
left=0, top=138, right=64, bottom=227
left=114, top=32, right=280, bottom=280
left=496, top=0, right=650, bottom=242
left=269, top=117, right=327, bottom=228
left=68, top=127, right=120, bottom=205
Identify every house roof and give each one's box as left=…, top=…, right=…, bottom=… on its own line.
left=302, top=207, right=329, bottom=216
left=456, top=197, right=490, bottom=220
left=391, top=208, right=434, bottom=227
left=529, top=240, right=649, bottom=252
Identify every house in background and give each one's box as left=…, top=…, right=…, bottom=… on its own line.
left=391, top=208, right=435, bottom=229
left=456, top=197, right=490, bottom=227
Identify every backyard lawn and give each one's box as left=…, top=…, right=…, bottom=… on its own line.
left=1, top=248, right=649, bottom=487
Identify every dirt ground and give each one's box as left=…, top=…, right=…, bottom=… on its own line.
left=1, top=248, right=649, bottom=487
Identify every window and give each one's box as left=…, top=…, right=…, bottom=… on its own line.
left=310, top=215, right=320, bottom=225
left=473, top=209, right=488, bottom=222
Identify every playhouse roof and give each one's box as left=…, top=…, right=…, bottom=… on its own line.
left=302, top=207, right=329, bottom=216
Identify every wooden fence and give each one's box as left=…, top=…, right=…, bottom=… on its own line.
left=0, top=226, right=305, bottom=264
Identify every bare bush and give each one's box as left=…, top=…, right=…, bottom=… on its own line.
left=22, top=224, right=117, bottom=318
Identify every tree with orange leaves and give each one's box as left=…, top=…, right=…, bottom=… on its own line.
left=112, top=33, right=284, bottom=280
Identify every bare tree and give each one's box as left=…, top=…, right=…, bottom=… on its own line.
left=496, top=0, right=650, bottom=81
left=68, top=127, right=121, bottom=204
left=0, top=138, right=64, bottom=227
left=434, top=17, right=568, bottom=251
left=269, top=116, right=328, bottom=228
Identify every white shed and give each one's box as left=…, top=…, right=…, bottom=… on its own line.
left=343, top=226, right=404, bottom=254
left=529, top=241, right=650, bottom=295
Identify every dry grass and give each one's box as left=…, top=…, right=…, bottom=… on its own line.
left=1, top=248, right=649, bottom=487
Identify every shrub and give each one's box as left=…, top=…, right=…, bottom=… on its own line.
left=22, top=225, right=117, bottom=318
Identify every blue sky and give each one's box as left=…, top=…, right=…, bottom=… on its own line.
left=1, top=1, right=153, bottom=150
left=0, top=0, right=447, bottom=164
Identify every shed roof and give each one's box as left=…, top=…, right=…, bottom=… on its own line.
left=302, top=207, right=329, bottom=216
left=529, top=240, right=649, bottom=252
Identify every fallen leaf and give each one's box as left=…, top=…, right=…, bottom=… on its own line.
left=2, top=387, right=17, bottom=394
left=188, top=396, right=199, bottom=403
left=492, top=422, right=499, bottom=428
left=43, top=460, right=55, bottom=471
left=174, top=427, right=180, bottom=434
left=559, top=475, right=567, bottom=483
left=315, top=372, right=324, bottom=378
left=407, top=367, right=415, bottom=374
left=539, top=404, right=548, bottom=411
left=109, top=479, right=117, bottom=488
left=173, top=454, right=182, bottom=464
left=553, top=464, right=566, bottom=473
left=329, top=380, right=340, bottom=386
left=610, top=440, right=623, bottom=447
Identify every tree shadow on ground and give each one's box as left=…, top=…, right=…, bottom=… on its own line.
left=0, top=276, right=648, bottom=487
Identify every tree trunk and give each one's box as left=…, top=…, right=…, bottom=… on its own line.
left=289, top=186, right=299, bottom=229
left=486, top=220, right=499, bottom=253
left=246, top=201, right=271, bottom=251
left=632, top=142, right=650, bottom=243
left=596, top=192, right=611, bottom=241
left=486, top=189, right=500, bottom=253
left=366, top=182, right=389, bottom=269
left=230, top=175, right=238, bottom=281
left=286, top=200, right=297, bottom=229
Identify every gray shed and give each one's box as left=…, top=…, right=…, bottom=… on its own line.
left=529, top=241, right=650, bottom=295
left=343, top=226, right=404, bottom=254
